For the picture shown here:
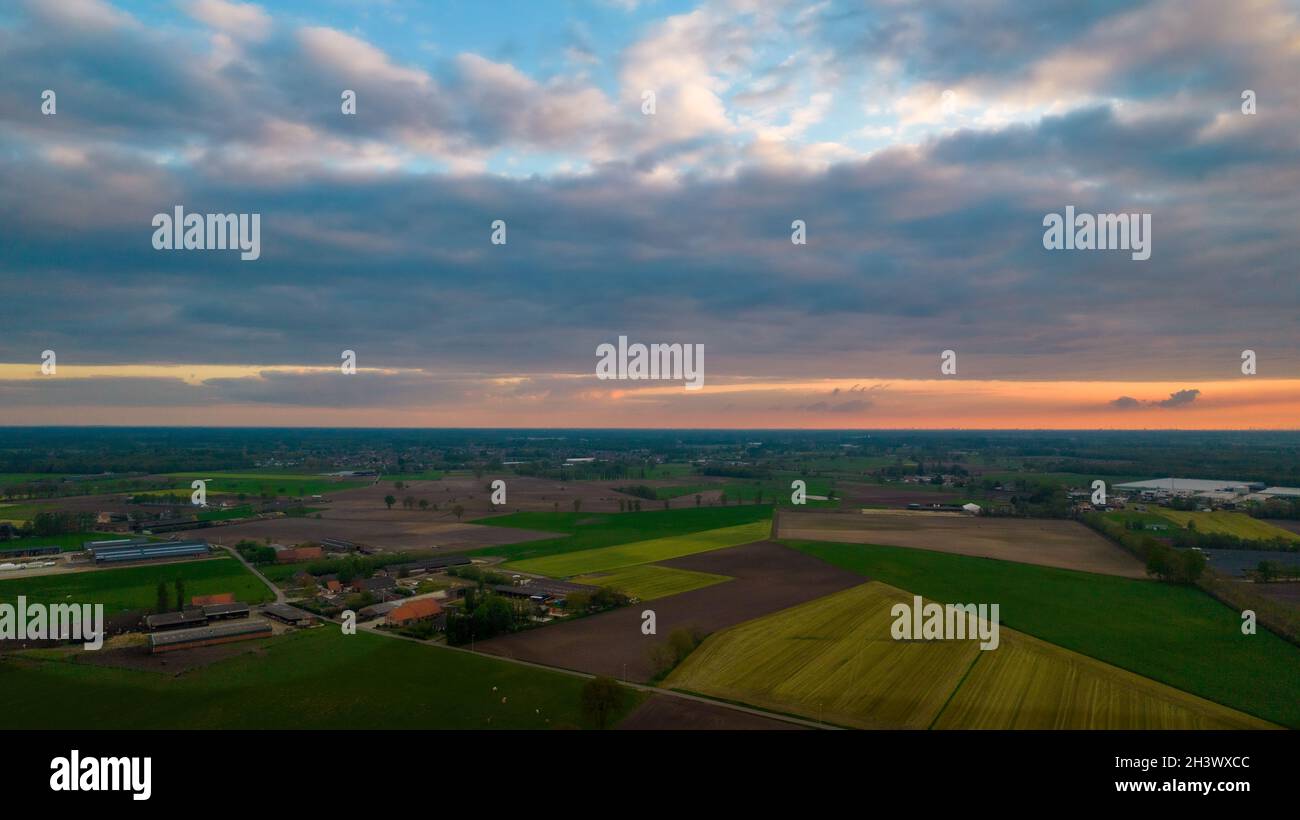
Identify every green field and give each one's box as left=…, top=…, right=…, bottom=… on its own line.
left=571, top=564, right=731, bottom=600
left=666, top=581, right=1268, bottom=729
left=196, top=504, right=255, bottom=522
left=504, top=521, right=770, bottom=577
left=0, top=557, right=273, bottom=613
left=0, top=532, right=139, bottom=554
left=0, top=628, right=641, bottom=729
left=163, top=472, right=367, bottom=497
left=470, top=505, right=772, bottom=563
left=786, top=539, right=1300, bottom=727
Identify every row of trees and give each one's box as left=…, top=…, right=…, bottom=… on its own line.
left=154, top=579, right=188, bottom=613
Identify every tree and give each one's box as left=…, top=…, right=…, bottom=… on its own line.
left=453, top=504, right=465, bottom=521
left=695, top=494, right=702, bottom=507
left=403, top=495, right=415, bottom=510
left=156, top=581, right=169, bottom=613
left=174, top=578, right=186, bottom=611
left=384, top=494, right=396, bottom=510
left=755, top=489, right=764, bottom=505
left=618, top=499, right=625, bottom=513
left=394, top=480, right=404, bottom=491
left=663, top=499, right=670, bottom=510
left=573, top=499, right=582, bottom=513
left=580, top=676, right=627, bottom=730
left=719, top=492, right=728, bottom=506
left=418, top=499, right=429, bottom=511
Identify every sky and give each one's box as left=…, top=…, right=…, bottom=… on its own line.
left=0, top=0, right=1298, bottom=428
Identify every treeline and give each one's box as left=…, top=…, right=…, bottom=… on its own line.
left=1084, top=514, right=1206, bottom=583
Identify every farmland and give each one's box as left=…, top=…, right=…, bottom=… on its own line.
left=472, top=504, right=773, bottom=563
left=0, top=628, right=641, bottom=730
left=503, top=520, right=771, bottom=577
left=163, top=472, right=369, bottom=497
left=475, top=541, right=861, bottom=682
left=787, top=539, right=1300, bottom=727
left=0, top=557, right=274, bottom=613
left=1154, top=509, right=1300, bottom=542
left=0, top=532, right=130, bottom=553
left=666, top=582, right=979, bottom=728
left=665, top=582, right=1271, bottom=729
left=933, top=629, right=1271, bottom=729
left=777, top=509, right=1144, bottom=578
left=571, top=564, right=731, bottom=601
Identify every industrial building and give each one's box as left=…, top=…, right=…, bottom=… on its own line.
left=86, top=538, right=210, bottom=564
left=147, top=620, right=271, bottom=654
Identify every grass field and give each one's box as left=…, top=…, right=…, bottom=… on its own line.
left=1155, top=509, right=1300, bottom=542
left=163, top=472, right=367, bottom=497
left=504, top=521, right=771, bottom=577
left=0, top=628, right=642, bottom=729
left=470, top=505, right=772, bottom=563
left=666, top=581, right=1271, bottom=729
left=787, top=539, right=1300, bottom=727
left=0, top=557, right=273, bottom=613
left=571, top=564, right=731, bottom=600
left=196, top=504, right=254, bottom=522
left=0, top=532, right=131, bottom=553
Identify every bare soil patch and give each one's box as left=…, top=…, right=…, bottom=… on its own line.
left=473, top=540, right=861, bottom=683
left=776, top=509, right=1145, bottom=578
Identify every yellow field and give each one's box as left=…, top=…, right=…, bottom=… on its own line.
left=666, top=581, right=1273, bottom=729
left=666, top=583, right=981, bottom=728
left=503, top=520, right=769, bottom=577
left=1156, top=510, right=1300, bottom=542
left=571, top=564, right=731, bottom=601
left=933, top=629, right=1272, bottom=729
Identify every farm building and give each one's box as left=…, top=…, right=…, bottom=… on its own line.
left=144, top=609, right=208, bottom=631
left=275, top=545, right=324, bottom=563
left=384, top=556, right=472, bottom=575
left=145, top=602, right=251, bottom=631
left=357, top=600, right=403, bottom=620
left=351, top=576, right=397, bottom=595
left=262, top=603, right=316, bottom=626
left=387, top=597, right=443, bottom=627
left=0, top=545, right=60, bottom=558
left=147, top=619, right=271, bottom=654
left=201, top=602, right=250, bottom=621
left=491, top=579, right=600, bottom=603
left=321, top=538, right=362, bottom=553
left=87, top=538, right=210, bottom=564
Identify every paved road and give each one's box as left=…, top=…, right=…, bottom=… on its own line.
left=218, top=543, right=286, bottom=603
